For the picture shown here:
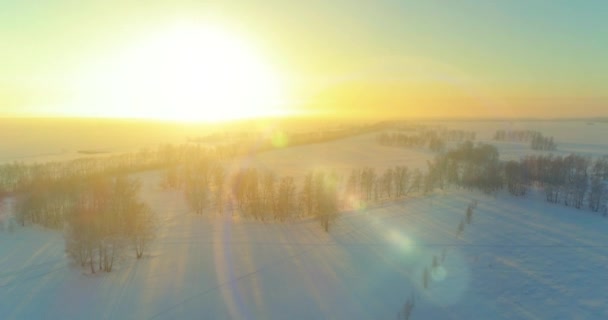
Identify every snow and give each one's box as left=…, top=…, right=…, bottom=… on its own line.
left=432, top=120, right=608, bottom=159
left=227, top=132, right=435, bottom=178
left=1, top=120, right=608, bottom=319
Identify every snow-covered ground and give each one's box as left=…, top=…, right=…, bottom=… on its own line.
left=2, top=181, right=608, bottom=319
left=1, top=119, right=608, bottom=319
left=432, top=120, right=608, bottom=159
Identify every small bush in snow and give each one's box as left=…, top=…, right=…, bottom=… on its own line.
left=397, top=293, right=415, bottom=320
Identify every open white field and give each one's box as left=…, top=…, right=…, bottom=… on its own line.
left=228, top=132, right=435, bottom=179
left=432, top=120, right=608, bottom=160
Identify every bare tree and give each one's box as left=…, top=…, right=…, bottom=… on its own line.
left=466, top=204, right=474, bottom=224
left=397, top=293, right=415, bottom=320
left=262, top=171, right=276, bottom=219
left=410, top=169, right=422, bottom=194
left=312, top=171, right=340, bottom=232
left=394, top=166, right=410, bottom=198
left=184, top=175, right=210, bottom=215
left=589, top=176, right=606, bottom=212
left=300, top=172, right=314, bottom=217
left=276, top=176, right=296, bottom=221
left=212, top=165, right=226, bottom=214
left=65, top=175, right=155, bottom=272
left=130, top=203, right=156, bottom=259
left=381, top=168, right=394, bottom=199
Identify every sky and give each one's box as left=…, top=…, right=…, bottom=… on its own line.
left=1, top=0, right=607, bottom=120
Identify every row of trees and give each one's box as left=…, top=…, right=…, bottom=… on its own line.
left=530, top=133, right=557, bottom=151
left=425, top=141, right=607, bottom=214
left=493, top=130, right=557, bottom=151
left=345, top=166, right=424, bottom=203
left=162, top=155, right=341, bottom=231
left=206, top=124, right=377, bottom=160
left=232, top=168, right=302, bottom=222
left=504, top=154, right=608, bottom=212
left=493, top=129, right=540, bottom=142
left=0, top=143, right=220, bottom=194
left=377, top=132, right=446, bottom=152
left=377, top=129, right=476, bottom=153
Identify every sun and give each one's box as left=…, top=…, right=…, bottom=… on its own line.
left=77, top=22, right=288, bottom=122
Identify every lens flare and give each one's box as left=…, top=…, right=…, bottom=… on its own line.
left=271, top=131, right=288, bottom=148
left=424, top=250, right=470, bottom=307
left=387, top=229, right=414, bottom=253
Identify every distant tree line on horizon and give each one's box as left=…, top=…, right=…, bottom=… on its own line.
left=493, top=130, right=557, bottom=151
left=198, top=124, right=378, bottom=159
left=377, top=128, right=476, bottom=153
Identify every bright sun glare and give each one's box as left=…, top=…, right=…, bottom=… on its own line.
left=78, top=22, right=287, bottom=122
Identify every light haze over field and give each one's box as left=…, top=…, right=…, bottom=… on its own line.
left=1, top=1, right=607, bottom=120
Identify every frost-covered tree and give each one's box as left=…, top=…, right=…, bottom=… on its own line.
left=276, top=176, right=296, bottom=221
left=505, top=160, right=527, bottom=196
left=262, top=171, right=276, bottom=218
left=65, top=176, right=155, bottom=272
left=393, top=166, right=410, bottom=198
left=409, top=169, right=422, bottom=194
left=212, top=165, right=226, bottom=214
left=397, top=293, right=415, bottom=320
left=300, top=172, right=314, bottom=217
left=381, top=168, right=394, bottom=199
left=466, top=204, right=473, bottom=224
left=312, top=171, right=340, bottom=232
left=589, top=176, right=607, bottom=213
left=129, top=203, right=156, bottom=259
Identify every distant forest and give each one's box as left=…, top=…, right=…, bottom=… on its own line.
left=493, top=130, right=557, bottom=151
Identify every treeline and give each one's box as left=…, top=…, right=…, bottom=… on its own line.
left=493, top=130, right=539, bottom=142
left=424, top=141, right=608, bottom=214
left=2, top=144, right=219, bottom=273
left=163, top=157, right=341, bottom=231
left=432, top=141, right=503, bottom=193
left=493, top=130, right=556, bottom=151
left=16, top=175, right=155, bottom=273
left=345, top=166, right=425, bottom=203
left=0, top=144, right=206, bottom=194
left=197, top=125, right=379, bottom=159
left=530, top=133, right=557, bottom=151
left=377, top=129, right=476, bottom=152
left=505, top=154, right=608, bottom=211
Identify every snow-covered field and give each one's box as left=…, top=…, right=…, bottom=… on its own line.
left=1, top=120, right=608, bottom=319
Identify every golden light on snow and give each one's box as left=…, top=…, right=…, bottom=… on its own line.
left=271, top=130, right=289, bottom=148
left=387, top=229, right=415, bottom=253
left=346, top=194, right=368, bottom=212
left=214, top=214, right=251, bottom=320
